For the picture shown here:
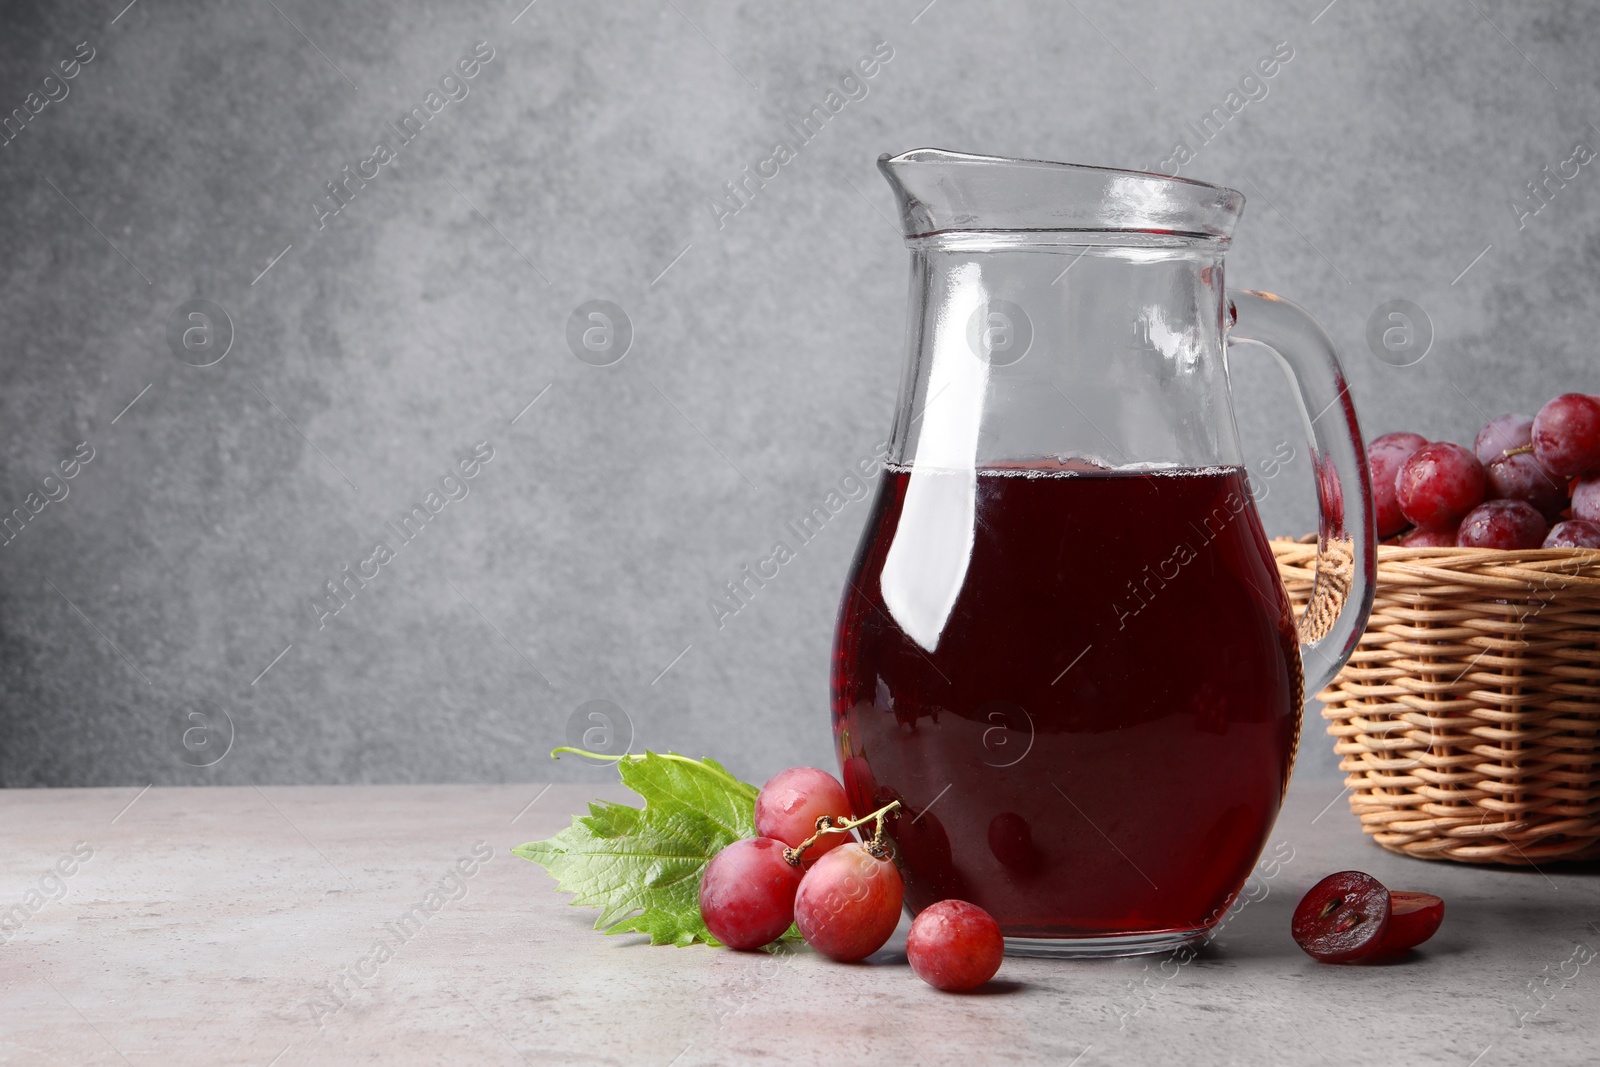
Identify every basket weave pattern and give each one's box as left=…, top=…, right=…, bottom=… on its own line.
left=1273, top=540, right=1600, bottom=864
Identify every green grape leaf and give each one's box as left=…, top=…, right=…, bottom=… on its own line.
left=514, top=751, right=769, bottom=947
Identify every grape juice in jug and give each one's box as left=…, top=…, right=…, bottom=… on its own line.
left=832, top=462, right=1301, bottom=940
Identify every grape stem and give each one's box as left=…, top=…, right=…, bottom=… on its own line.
left=552, top=746, right=651, bottom=763
left=1503, top=444, right=1534, bottom=458
left=783, top=800, right=902, bottom=867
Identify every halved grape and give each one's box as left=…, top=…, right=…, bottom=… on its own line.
left=1382, top=891, right=1444, bottom=952
left=1457, top=499, right=1548, bottom=550
left=1292, top=871, right=1390, bottom=963
left=907, top=900, right=1004, bottom=992
left=1532, top=393, right=1600, bottom=477
left=793, top=842, right=903, bottom=962
left=1396, top=442, right=1486, bottom=530
left=755, top=766, right=851, bottom=865
left=699, top=837, right=803, bottom=950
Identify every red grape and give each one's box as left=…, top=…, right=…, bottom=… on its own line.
left=1381, top=891, right=1444, bottom=952
left=1373, top=431, right=1429, bottom=456
left=1291, top=871, right=1390, bottom=963
left=1485, top=451, right=1567, bottom=519
left=906, top=900, right=1004, bottom=992
left=793, top=842, right=904, bottom=962
left=698, top=837, right=803, bottom=950
left=987, top=811, right=1043, bottom=874
left=1531, top=393, right=1600, bottom=477
left=840, top=755, right=879, bottom=822
left=1545, top=519, right=1600, bottom=548
left=1401, top=527, right=1456, bottom=547
left=1395, top=442, right=1486, bottom=530
left=1457, top=499, right=1549, bottom=550
left=886, top=799, right=969, bottom=901
left=1366, top=432, right=1428, bottom=537
left=1572, top=475, right=1600, bottom=522
left=755, top=766, right=850, bottom=864
left=1473, top=413, right=1532, bottom=464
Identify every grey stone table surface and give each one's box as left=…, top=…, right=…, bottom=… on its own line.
left=3, top=774, right=1598, bottom=1067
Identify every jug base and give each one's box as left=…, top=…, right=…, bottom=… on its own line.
left=1004, top=927, right=1208, bottom=959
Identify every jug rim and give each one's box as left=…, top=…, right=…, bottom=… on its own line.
left=878, top=147, right=1246, bottom=243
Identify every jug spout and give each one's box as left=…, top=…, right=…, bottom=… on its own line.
left=877, top=148, right=1245, bottom=242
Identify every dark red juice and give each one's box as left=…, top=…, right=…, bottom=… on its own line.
left=832, top=463, right=1300, bottom=939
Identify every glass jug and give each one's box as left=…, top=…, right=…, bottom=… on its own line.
left=832, top=149, right=1376, bottom=957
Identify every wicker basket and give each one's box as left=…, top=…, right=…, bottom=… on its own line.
left=1273, top=538, right=1600, bottom=865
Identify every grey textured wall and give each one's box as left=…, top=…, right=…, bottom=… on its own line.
left=2, top=0, right=1595, bottom=787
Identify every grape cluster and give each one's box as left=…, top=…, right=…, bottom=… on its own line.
left=1367, top=393, right=1600, bottom=549
left=699, top=766, right=1004, bottom=992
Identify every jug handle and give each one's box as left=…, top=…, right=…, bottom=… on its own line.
left=1226, top=289, right=1376, bottom=698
